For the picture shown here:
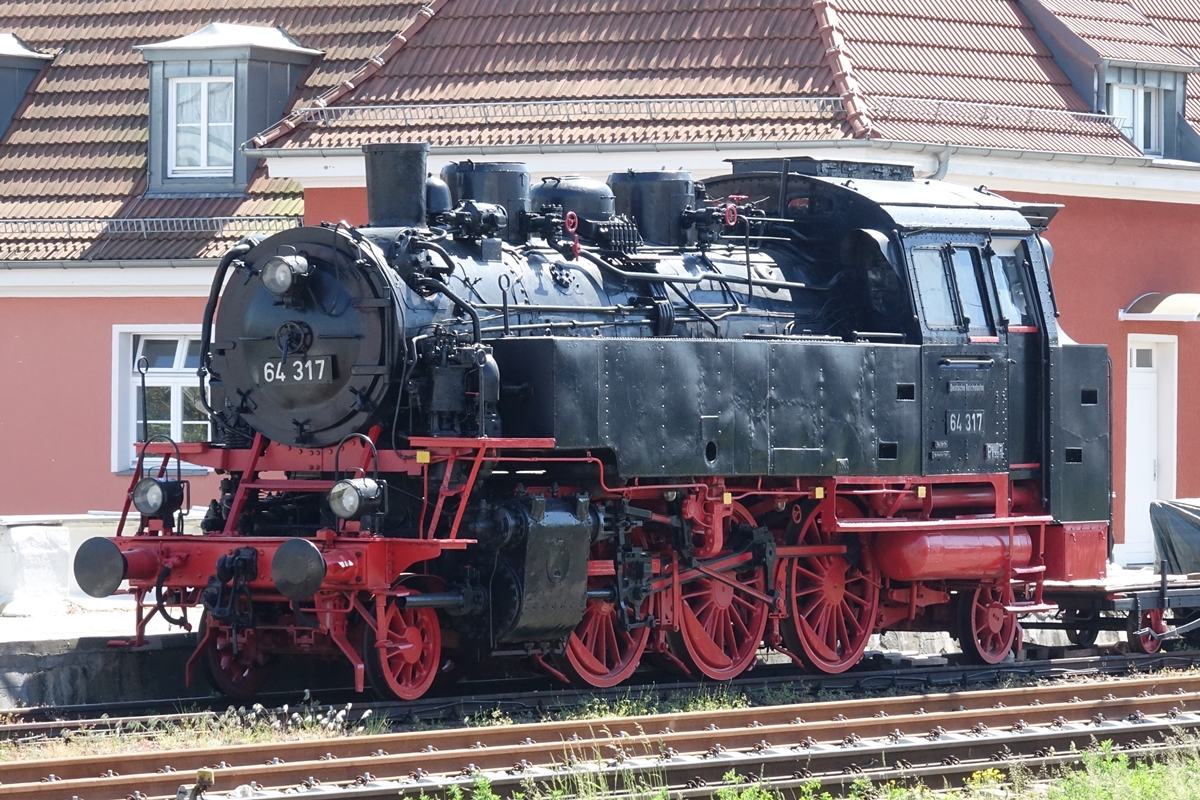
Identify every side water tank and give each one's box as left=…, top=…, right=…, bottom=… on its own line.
left=608, top=170, right=694, bottom=247
left=530, top=176, right=615, bottom=222
left=440, top=161, right=530, bottom=243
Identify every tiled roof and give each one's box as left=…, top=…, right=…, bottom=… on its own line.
left=252, top=0, right=846, bottom=150
left=0, top=0, right=430, bottom=261
left=1033, top=0, right=1197, bottom=66
left=829, top=0, right=1140, bottom=155
left=258, top=0, right=1140, bottom=160
left=8, top=0, right=1200, bottom=264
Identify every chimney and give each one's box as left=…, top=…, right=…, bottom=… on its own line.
left=363, top=142, right=429, bottom=228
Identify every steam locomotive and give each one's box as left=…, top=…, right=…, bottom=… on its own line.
left=75, top=142, right=1112, bottom=699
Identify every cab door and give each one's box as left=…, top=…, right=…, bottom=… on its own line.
left=985, top=238, right=1043, bottom=471
left=906, top=235, right=1009, bottom=476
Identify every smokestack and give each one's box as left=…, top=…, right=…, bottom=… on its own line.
left=364, top=142, right=429, bottom=228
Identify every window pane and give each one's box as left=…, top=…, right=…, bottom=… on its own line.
left=138, top=385, right=171, bottom=420
left=175, top=124, right=201, bottom=168
left=175, top=82, right=201, bottom=125
left=910, top=249, right=957, bottom=327
left=1135, top=348, right=1154, bottom=369
left=146, top=422, right=172, bottom=440
left=1143, top=89, right=1155, bottom=151
left=136, top=386, right=172, bottom=442
left=207, top=122, right=234, bottom=167
left=1113, top=86, right=1135, bottom=139
left=991, top=254, right=1033, bottom=326
left=184, top=339, right=201, bottom=370
left=182, top=386, right=208, bottom=422
left=182, top=422, right=209, bottom=443
left=140, top=339, right=178, bottom=369
left=207, top=81, right=233, bottom=124
left=950, top=247, right=990, bottom=333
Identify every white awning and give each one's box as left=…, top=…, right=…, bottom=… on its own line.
left=1119, top=292, right=1200, bottom=321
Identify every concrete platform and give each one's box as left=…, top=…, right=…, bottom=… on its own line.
left=0, top=601, right=354, bottom=708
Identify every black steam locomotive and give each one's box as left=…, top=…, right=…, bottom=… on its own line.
left=75, top=143, right=1110, bottom=699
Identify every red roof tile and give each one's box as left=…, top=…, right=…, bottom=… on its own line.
left=1033, top=0, right=1197, bottom=65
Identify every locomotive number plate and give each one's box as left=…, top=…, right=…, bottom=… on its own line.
left=946, top=409, right=985, bottom=435
left=260, top=356, right=333, bottom=385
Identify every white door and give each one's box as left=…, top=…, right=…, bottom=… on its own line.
left=1123, top=344, right=1158, bottom=565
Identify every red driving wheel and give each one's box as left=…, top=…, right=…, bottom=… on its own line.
left=668, top=503, right=768, bottom=680
left=782, top=498, right=878, bottom=674
left=562, top=535, right=652, bottom=688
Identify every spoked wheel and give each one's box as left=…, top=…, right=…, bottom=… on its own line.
left=563, top=593, right=652, bottom=688
left=363, top=595, right=442, bottom=701
left=199, top=613, right=272, bottom=699
left=562, top=538, right=652, bottom=688
left=1064, top=609, right=1100, bottom=647
left=781, top=498, right=879, bottom=674
left=958, top=583, right=1017, bottom=664
left=1127, top=609, right=1166, bottom=654
left=669, top=503, right=769, bottom=681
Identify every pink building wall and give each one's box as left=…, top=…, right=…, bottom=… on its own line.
left=0, top=296, right=220, bottom=515
left=1004, top=193, right=1200, bottom=544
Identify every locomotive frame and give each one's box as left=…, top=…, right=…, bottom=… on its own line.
left=75, top=143, right=1123, bottom=699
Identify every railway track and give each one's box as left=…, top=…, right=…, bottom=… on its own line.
left=6, top=649, right=1200, bottom=743
left=7, top=668, right=1200, bottom=799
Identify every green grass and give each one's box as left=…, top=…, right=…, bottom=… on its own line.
left=0, top=697, right=389, bottom=761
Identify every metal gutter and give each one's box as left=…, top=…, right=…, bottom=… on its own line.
left=246, top=137, right=1191, bottom=170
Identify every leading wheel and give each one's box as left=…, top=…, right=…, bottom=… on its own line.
left=781, top=498, right=879, bottom=674
left=958, top=583, right=1017, bottom=664
left=668, top=503, right=769, bottom=681
left=1127, top=609, right=1166, bottom=654
left=199, top=613, right=272, bottom=699
left=363, top=596, right=441, bottom=701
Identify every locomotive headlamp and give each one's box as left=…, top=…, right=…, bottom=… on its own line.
left=261, top=254, right=312, bottom=295
left=132, top=477, right=185, bottom=518
left=328, top=477, right=383, bottom=520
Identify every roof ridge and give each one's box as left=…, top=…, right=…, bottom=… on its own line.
left=252, top=0, right=454, bottom=149
left=811, top=0, right=872, bottom=138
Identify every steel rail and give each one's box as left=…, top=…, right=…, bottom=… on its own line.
left=7, top=674, right=1200, bottom=799
left=4, top=650, right=1200, bottom=740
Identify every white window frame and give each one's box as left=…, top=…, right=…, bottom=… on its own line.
left=167, top=76, right=235, bottom=177
left=1109, top=83, right=1162, bottom=155
left=111, top=324, right=212, bottom=474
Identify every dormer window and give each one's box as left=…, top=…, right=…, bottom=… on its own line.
left=1109, top=82, right=1162, bottom=155
left=168, top=73, right=235, bottom=176
left=137, top=24, right=319, bottom=194
left=1101, top=67, right=1189, bottom=158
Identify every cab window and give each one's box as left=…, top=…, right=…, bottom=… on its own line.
left=909, top=248, right=957, bottom=328
left=948, top=246, right=993, bottom=334
left=988, top=239, right=1036, bottom=328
